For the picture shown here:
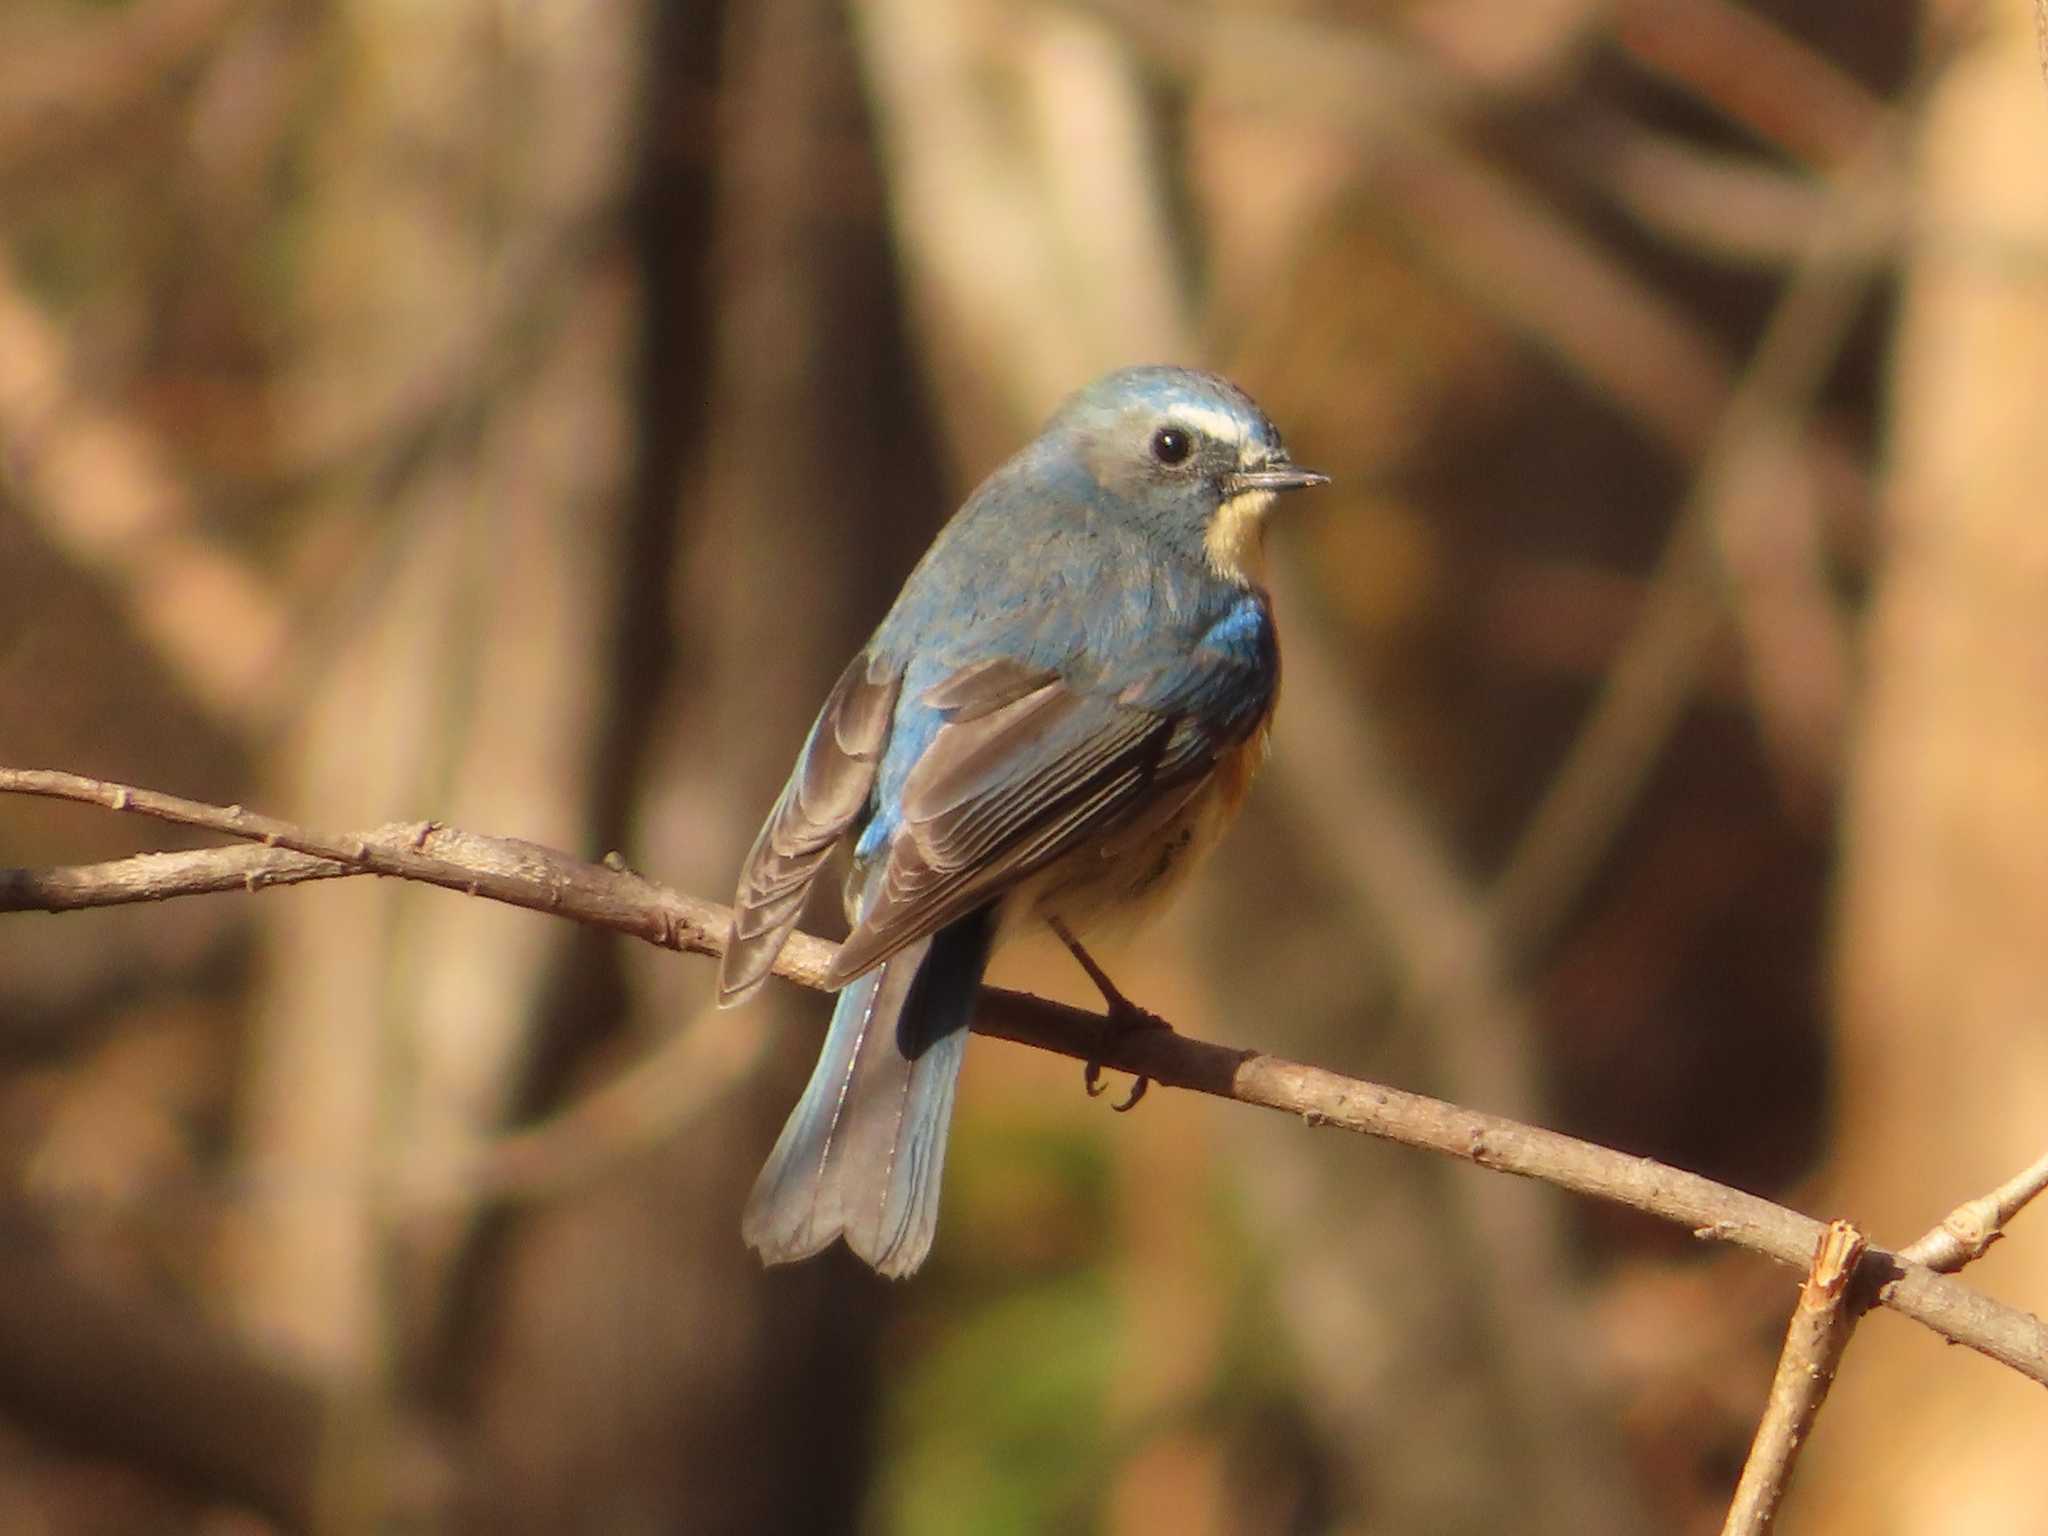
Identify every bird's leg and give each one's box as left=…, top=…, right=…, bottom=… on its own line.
left=1046, top=917, right=1171, bottom=1112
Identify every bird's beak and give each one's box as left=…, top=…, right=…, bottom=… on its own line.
left=1224, top=462, right=1329, bottom=497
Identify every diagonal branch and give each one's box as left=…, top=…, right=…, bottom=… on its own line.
left=1900, top=1146, right=2048, bottom=1274
left=1719, top=1220, right=1870, bottom=1536
left=4, top=766, right=2048, bottom=1388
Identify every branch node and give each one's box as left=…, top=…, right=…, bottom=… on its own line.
left=1899, top=1144, right=2048, bottom=1274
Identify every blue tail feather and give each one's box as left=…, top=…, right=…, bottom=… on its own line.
left=742, top=909, right=995, bottom=1278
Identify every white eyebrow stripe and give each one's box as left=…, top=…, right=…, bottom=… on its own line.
left=1165, top=402, right=1253, bottom=452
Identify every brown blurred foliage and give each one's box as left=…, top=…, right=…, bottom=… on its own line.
left=1, top=0, right=2045, bottom=1532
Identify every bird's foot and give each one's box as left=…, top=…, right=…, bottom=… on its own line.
left=1049, top=917, right=1173, bottom=1112
left=1082, top=996, right=1172, bottom=1111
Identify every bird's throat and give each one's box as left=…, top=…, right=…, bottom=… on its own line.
left=1205, top=488, right=1277, bottom=586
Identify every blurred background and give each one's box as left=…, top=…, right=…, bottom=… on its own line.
left=1, top=0, right=2045, bottom=1531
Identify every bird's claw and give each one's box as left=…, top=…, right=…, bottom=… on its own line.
left=1048, top=917, right=1170, bottom=1113
left=1082, top=999, right=1169, bottom=1112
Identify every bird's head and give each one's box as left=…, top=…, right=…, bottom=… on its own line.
left=1046, top=366, right=1327, bottom=586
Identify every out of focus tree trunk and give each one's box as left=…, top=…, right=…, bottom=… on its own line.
left=452, top=0, right=943, bottom=1531
left=1805, top=2, right=2048, bottom=1527
left=217, top=0, right=647, bottom=1518
left=10, top=0, right=2045, bottom=1529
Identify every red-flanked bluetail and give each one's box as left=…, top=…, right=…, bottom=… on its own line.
left=719, top=367, right=1327, bottom=1277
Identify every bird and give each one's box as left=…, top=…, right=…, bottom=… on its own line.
left=717, top=365, right=1327, bottom=1278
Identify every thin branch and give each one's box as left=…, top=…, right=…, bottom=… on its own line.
left=1900, top=1146, right=2048, bottom=1274
left=1719, top=1220, right=1869, bottom=1536
left=0, top=766, right=830, bottom=981
left=5, top=767, right=2048, bottom=1388
left=3, top=843, right=353, bottom=908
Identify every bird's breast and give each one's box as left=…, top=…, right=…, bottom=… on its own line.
left=1001, top=703, right=1275, bottom=946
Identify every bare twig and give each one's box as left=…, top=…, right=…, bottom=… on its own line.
left=1900, top=1147, right=2048, bottom=1273
left=3, top=843, right=353, bottom=908
left=4, top=766, right=2048, bottom=1387
left=0, top=766, right=817, bottom=979
left=1720, top=1221, right=1870, bottom=1536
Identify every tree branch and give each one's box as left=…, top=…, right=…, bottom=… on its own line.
left=1900, top=1145, right=2048, bottom=1274
left=1719, top=1220, right=1869, bottom=1536
left=0, top=766, right=826, bottom=980
left=5, top=766, right=2048, bottom=1388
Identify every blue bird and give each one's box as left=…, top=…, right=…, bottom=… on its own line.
left=718, top=366, right=1327, bottom=1277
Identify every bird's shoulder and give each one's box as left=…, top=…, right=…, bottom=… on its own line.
left=889, top=501, right=1264, bottom=663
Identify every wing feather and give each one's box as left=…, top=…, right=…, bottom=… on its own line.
left=917, top=655, right=1058, bottom=721
left=719, top=655, right=901, bottom=1005
left=826, top=667, right=1217, bottom=983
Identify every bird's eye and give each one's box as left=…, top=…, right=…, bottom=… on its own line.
left=1150, top=426, right=1194, bottom=466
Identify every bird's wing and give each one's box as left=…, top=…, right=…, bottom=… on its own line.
left=719, top=653, right=902, bottom=1005
left=826, top=653, right=1234, bottom=984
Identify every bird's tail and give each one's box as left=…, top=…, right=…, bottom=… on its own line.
left=742, top=909, right=994, bottom=1278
